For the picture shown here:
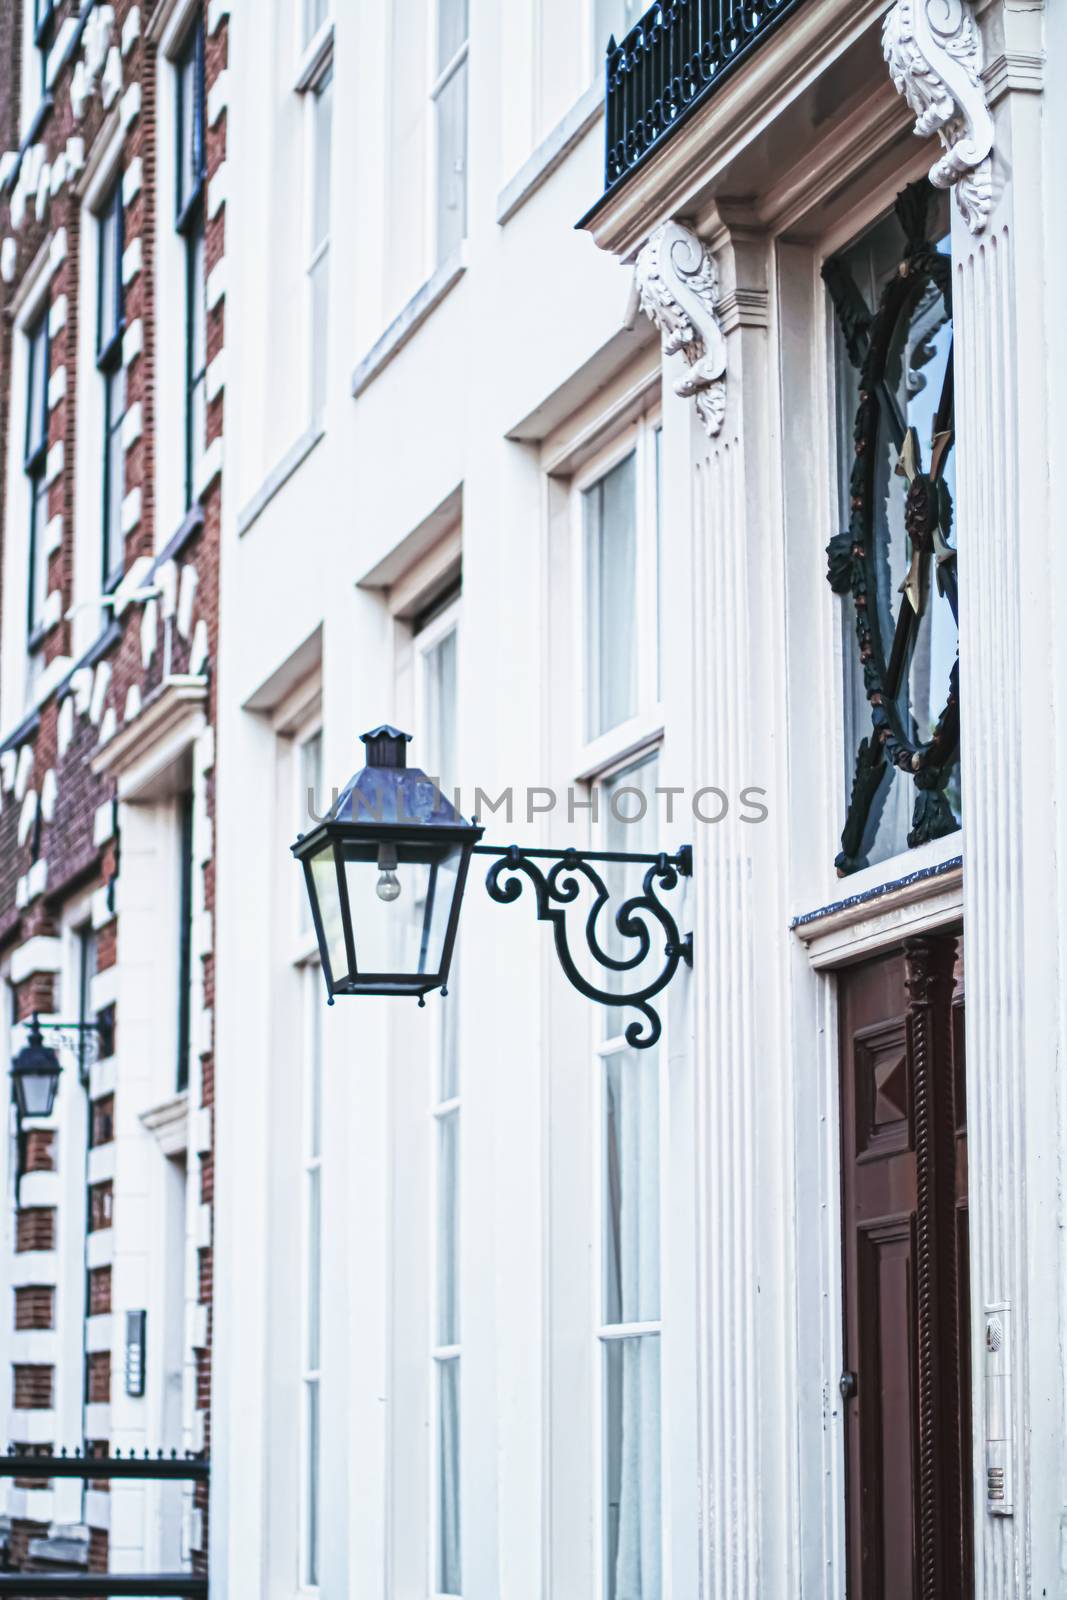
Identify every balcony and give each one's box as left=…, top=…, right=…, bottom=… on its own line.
left=598, top=0, right=813, bottom=199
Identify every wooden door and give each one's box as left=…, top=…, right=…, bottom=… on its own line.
left=839, top=934, right=971, bottom=1599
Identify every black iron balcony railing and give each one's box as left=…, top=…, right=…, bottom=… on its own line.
left=601, top=0, right=812, bottom=196
left=0, top=1448, right=209, bottom=1597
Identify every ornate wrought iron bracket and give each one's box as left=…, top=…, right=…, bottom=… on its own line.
left=32, top=1014, right=112, bottom=1070
left=472, top=844, right=693, bottom=1051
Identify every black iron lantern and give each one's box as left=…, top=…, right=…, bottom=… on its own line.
left=10, top=1017, right=62, bottom=1121
left=292, top=726, right=484, bottom=1003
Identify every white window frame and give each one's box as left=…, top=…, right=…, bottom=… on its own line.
left=570, top=413, right=663, bottom=780
left=1, top=247, right=55, bottom=728
left=428, top=0, right=470, bottom=272
left=570, top=411, right=667, bottom=1596
left=414, top=596, right=464, bottom=1600
left=295, top=18, right=334, bottom=432
left=298, top=958, right=324, bottom=1592
left=292, top=720, right=325, bottom=959
left=588, top=747, right=667, bottom=1600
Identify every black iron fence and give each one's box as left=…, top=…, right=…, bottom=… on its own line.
left=601, top=0, right=812, bottom=194
left=0, top=1449, right=208, bottom=1598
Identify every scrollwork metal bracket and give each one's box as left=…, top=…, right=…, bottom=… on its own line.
left=473, top=843, right=693, bottom=1050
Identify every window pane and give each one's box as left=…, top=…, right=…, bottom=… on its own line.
left=29, top=475, right=50, bottom=631
left=305, top=1379, right=320, bottom=1586
left=299, top=734, right=325, bottom=930
left=603, top=1049, right=660, bottom=1326
left=600, top=752, right=659, bottom=1036
left=834, top=199, right=959, bottom=865
left=603, top=1336, right=661, bottom=1600
left=584, top=452, right=638, bottom=740
left=311, top=68, right=333, bottom=253
left=437, top=0, right=468, bottom=71
left=98, top=198, right=121, bottom=356
left=423, top=626, right=458, bottom=792
left=186, top=224, right=207, bottom=506
left=177, top=32, right=203, bottom=216
left=303, top=0, right=328, bottom=46
left=308, top=976, right=322, bottom=1159
left=436, top=1357, right=461, bottom=1596
left=104, top=366, right=126, bottom=586
left=310, top=253, right=330, bottom=428
left=435, top=58, right=468, bottom=266
left=437, top=1110, right=459, bottom=1346
left=26, top=323, right=48, bottom=462
left=306, top=1166, right=321, bottom=1369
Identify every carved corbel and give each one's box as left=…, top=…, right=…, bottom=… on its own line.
left=635, top=220, right=727, bottom=438
left=883, top=0, right=995, bottom=234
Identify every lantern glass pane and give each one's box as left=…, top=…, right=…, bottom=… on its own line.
left=17, top=1067, right=57, bottom=1119
left=342, top=841, right=464, bottom=982
left=308, top=842, right=348, bottom=981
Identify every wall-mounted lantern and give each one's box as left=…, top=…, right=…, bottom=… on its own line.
left=9, top=1013, right=109, bottom=1200
left=293, top=727, right=693, bottom=1049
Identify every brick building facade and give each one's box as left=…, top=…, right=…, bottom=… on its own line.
left=0, top=0, right=226, bottom=1579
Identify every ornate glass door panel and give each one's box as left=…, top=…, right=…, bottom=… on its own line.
left=825, top=183, right=961, bottom=874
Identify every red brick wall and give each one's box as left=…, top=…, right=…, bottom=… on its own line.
left=14, top=1287, right=54, bottom=1331
left=88, top=1265, right=112, bottom=1316
left=13, top=1365, right=53, bottom=1409
left=15, top=1208, right=55, bottom=1252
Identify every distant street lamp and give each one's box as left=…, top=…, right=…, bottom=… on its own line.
left=293, top=727, right=693, bottom=1049
left=9, top=1013, right=110, bottom=1200
left=10, top=1018, right=63, bottom=1122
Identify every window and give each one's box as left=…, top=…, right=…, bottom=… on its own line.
left=825, top=184, right=960, bottom=873
left=176, top=792, right=195, bottom=1092
left=97, top=182, right=125, bottom=593
left=432, top=0, right=468, bottom=267
left=307, top=63, right=333, bottom=427
left=302, top=0, right=328, bottom=48
left=176, top=22, right=207, bottom=511
left=597, top=753, right=662, bottom=1600
left=33, top=0, right=57, bottom=93
left=581, top=421, right=661, bottom=748
left=297, top=729, right=324, bottom=934
left=301, top=968, right=323, bottom=1588
left=594, top=0, right=642, bottom=53
left=418, top=605, right=461, bottom=1597
left=24, top=314, right=50, bottom=661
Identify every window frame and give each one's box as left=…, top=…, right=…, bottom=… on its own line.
left=429, top=0, right=469, bottom=270
left=571, top=413, right=663, bottom=780
left=33, top=0, right=57, bottom=93
left=175, top=18, right=207, bottom=513
left=298, top=960, right=324, bottom=1592
left=23, top=312, right=51, bottom=653
left=414, top=596, right=464, bottom=1600
left=175, top=789, right=195, bottom=1093
left=298, top=40, right=334, bottom=430
left=96, top=180, right=126, bottom=595
left=589, top=747, right=667, bottom=1600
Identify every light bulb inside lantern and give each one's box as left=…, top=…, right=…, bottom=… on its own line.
left=375, top=843, right=401, bottom=903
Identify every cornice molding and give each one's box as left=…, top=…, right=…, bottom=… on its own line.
left=882, top=0, right=996, bottom=232
left=635, top=221, right=726, bottom=437
left=91, top=675, right=207, bottom=794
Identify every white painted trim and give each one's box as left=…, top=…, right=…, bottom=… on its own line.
left=351, top=248, right=467, bottom=399
left=496, top=82, right=603, bottom=226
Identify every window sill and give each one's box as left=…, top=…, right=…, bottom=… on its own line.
left=237, top=424, right=326, bottom=538
left=294, top=18, right=334, bottom=92
left=156, top=501, right=206, bottom=566
left=351, top=248, right=467, bottom=400
left=496, top=82, right=603, bottom=226
left=792, top=843, right=963, bottom=969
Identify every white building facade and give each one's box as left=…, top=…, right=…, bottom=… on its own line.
left=212, top=2, right=1067, bottom=1598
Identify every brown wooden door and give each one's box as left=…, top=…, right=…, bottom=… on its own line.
left=839, top=934, right=971, bottom=1600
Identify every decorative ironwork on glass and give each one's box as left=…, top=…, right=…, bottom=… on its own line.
left=824, top=180, right=960, bottom=876
left=599, top=0, right=813, bottom=196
